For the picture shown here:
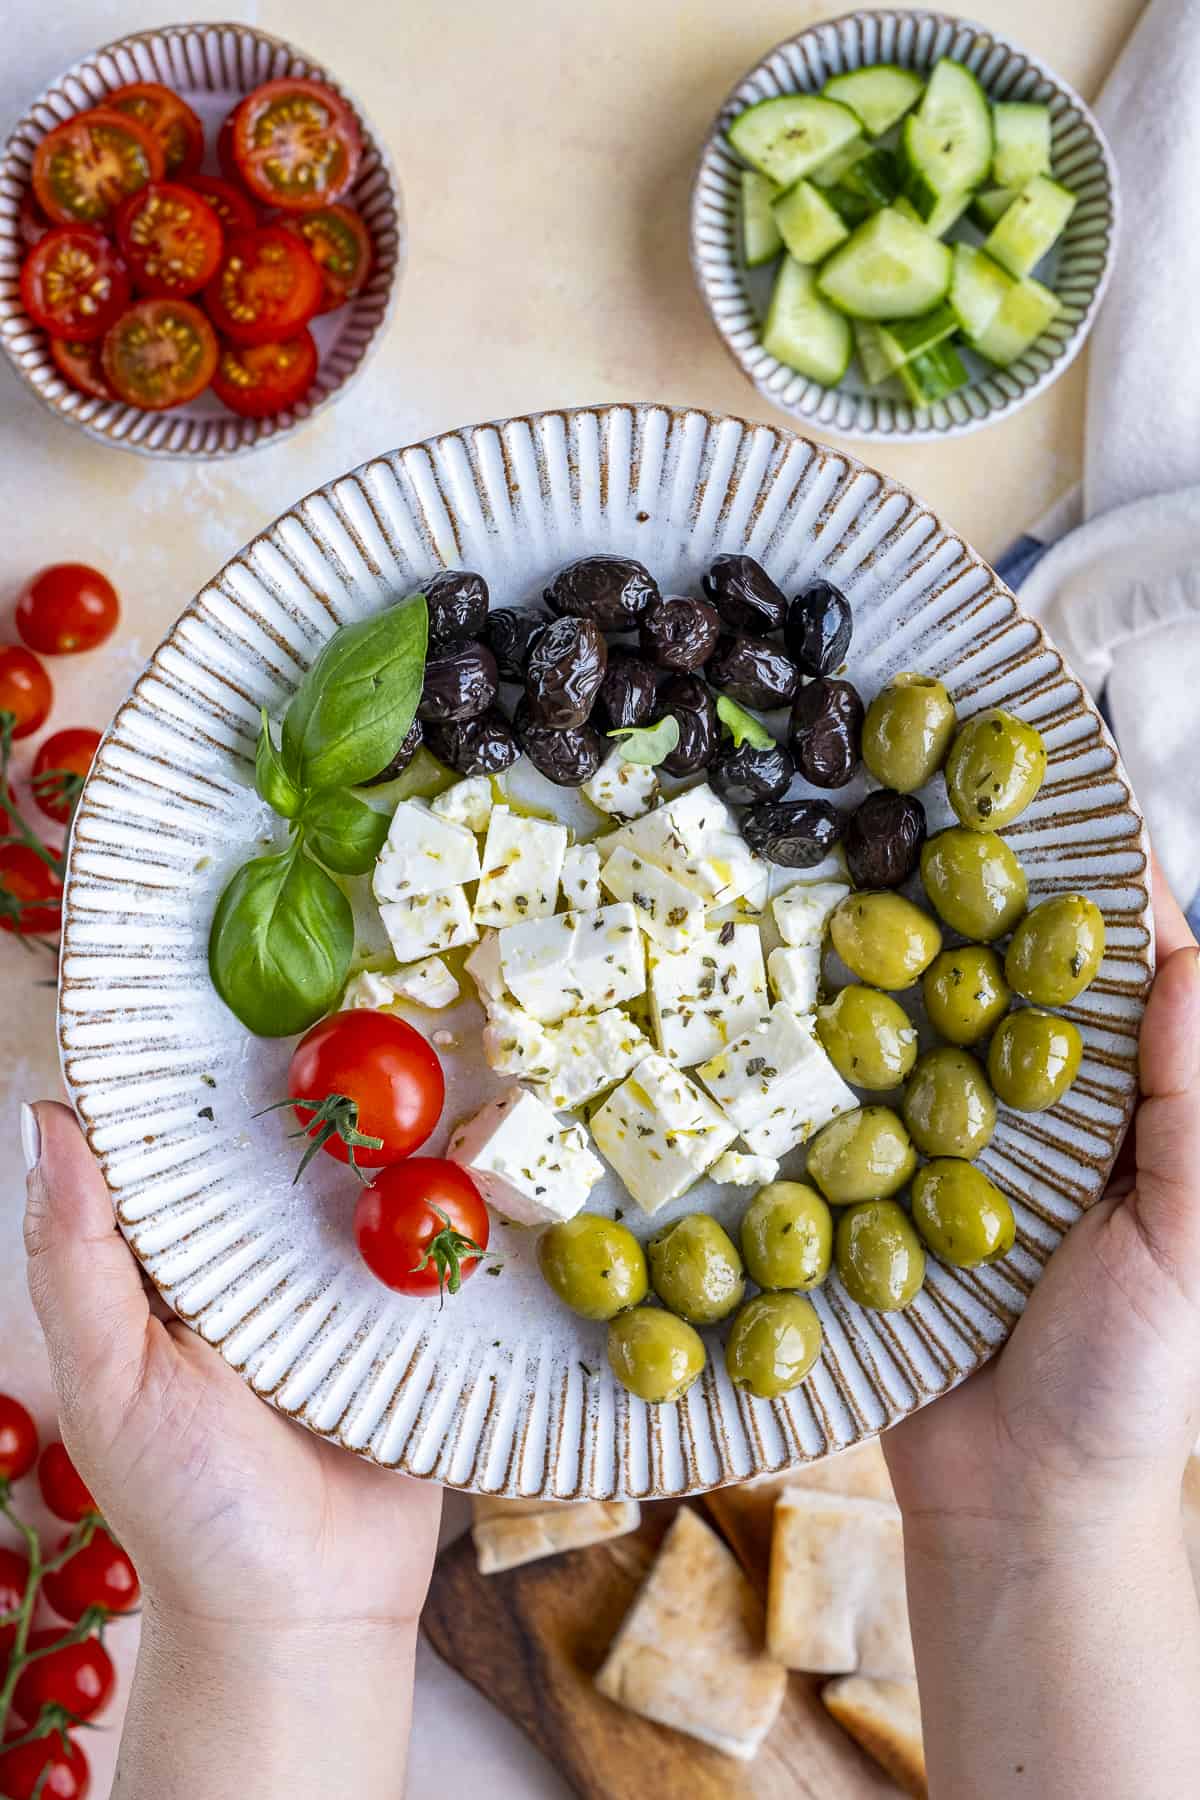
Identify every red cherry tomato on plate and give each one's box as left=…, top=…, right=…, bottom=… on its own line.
left=231, top=78, right=362, bottom=212
left=354, top=1159, right=489, bottom=1297
left=183, top=172, right=257, bottom=235
left=107, top=81, right=204, bottom=178
left=204, top=226, right=322, bottom=346
left=32, top=729, right=101, bottom=825
left=212, top=330, right=318, bottom=419
left=0, top=1546, right=30, bottom=1658
left=101, top=297, right=218, bottom=409
left=280, top=204, right=372, bottom=312
left=33, top=107, right=163, bottom=227
left=0, top=847, right=63, bottom=936
left=0, top=1732, right=89, bottom=1800
left=12, top=1629, right=115, bottom=1725
left=50, top=337, right=116, bottom=401
left=0, top=1392, right=38, bottom=1480
left=42, top=1527, right=139, bottom=1621
left=18, top=186, right=51, bottom=250
left=0, top=645, right=52, bottom=737
left=285, top=1008, right=445, bottom=1177
left=17, top=564, right=119, bottom=655
left=19, top=226, right=131, bottom=343
left=115, top=180, right=223, bottom=297
left=38, top=1439, right=99, bottom=1521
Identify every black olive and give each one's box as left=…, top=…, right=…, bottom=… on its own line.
left=423, top=570, right=489, bottom=647
left=707, top=634, right=801, bottom=710
left=361, top=716, right=423, bottom=786
left=742, top=797, right=844, bottom=868
left=789, top=677, right=864, bottom=788
left=514, top=698, right=605, bottom=787
left=784, top=580, right=853, bottom=676
left=425, top=708, right=520, bottom=777
left=524, top=616, right=607, bottom=729
left=544, top=555, right=659, bottom=630
left=595, top=646, right=659, bottom=731
left=639, top=595, right=721, bottom=672
left=417, top=641, right=499, bottom=723
left=711, top=738, right=794, bottom=805
left=844, top=789, right=927, bottom=889
left=652, top=674, right=719, bottom=776
left=483, top=607, right=550, bottom=680
left=702, top=553, right=787, bottom=634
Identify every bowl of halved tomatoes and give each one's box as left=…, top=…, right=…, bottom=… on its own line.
left=0, top=22, right=403, bottom=457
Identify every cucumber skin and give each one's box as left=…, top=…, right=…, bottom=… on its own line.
left=879, top=303, right=959, bottom=369
left=899, top=342, right=968, bottom=406
left=728, top=94, right=861, bottom=187
left=762, top=258, right=853, bottom=385
left=823, top=64, right=924, bottom=138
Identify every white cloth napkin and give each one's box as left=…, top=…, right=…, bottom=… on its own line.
left=1019, top=0, right=1200, bottom=907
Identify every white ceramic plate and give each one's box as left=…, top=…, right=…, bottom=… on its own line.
left=59, top=404, right=1150, bottom=1497
left=690, top=9, right=1119, bottom=441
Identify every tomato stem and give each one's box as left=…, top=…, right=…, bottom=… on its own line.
left=412, top=1204, right=490, bottom=1304
left=0, top=1484, right=107, bottom=1740
left=256, top=1093, right=384, bottom=1184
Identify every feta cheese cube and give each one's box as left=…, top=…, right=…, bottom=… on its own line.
left=768, top=945, right=822, bottom=1015
left=372, top=799, right=481, bottom=903
left=341, top=969, right=403, bottom=1011
left=481, top=998, right=554, bottom=1079
left=600, top=846, right=705, bottom=950
left=431, top=775, right=494, bottom=833
left=498, top=904, right=645, bottom=1023
left=590, top=1053, right=736, bottom=1215
left=380, top=887, right=478, bottom=962
left=561, top=842, right=602, bottom=911
left=697, top=1003, right=855, bottom=1159
left=601, top=785, right=768, bottom=910
left=390, top=955, right=460, bottom=1008
left=473, top=806, right=567, bottom=927
left=448, top=1087, right=604, bottom=1227
left=711, top=1150, right=781, bottom=1188
left=772, top=882, right=851, bottom=949
left=583, top=749, right=660, bottom=819
left=465, top=932, right=506, bottom=1004
left=648, top=924, right=768, bottom=1066
left=531, top=1008, right=653, bottom=1112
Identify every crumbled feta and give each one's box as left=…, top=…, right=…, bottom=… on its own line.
left=431, top=775, right=494, bottom=833
left=583, top=749, right=660, bottom=819
left=390, top=956, right=460, bottom=1009
left=771, top=881, right=851, bottom=949
left=465, top=932, right=506, bottom=1004
left=379, top=887, right=478, bottom=962
left=697, top=1003, right=855, bottom=1159
left=341, top=969, right=403, bottom=1011
left=648, top=924, right=768, bottom=1066
left=590, top=1053, right=736, bottom=1215
left=498, top=904, right=645, bottom=1023
left=473, top=806, right=567, bottom=927
left=768, top=945, right=822, bottom=1015
left=372, top=799, right=481, bottom=903
left=560, top=842, right=602, bottom=911
left=531, top=1008, right=653, bottom=1112
left=601, top=784, right=768, bottom=910
left=481, top=997, right=554, bottom=1079
left=600, top=846, right=705, bottom=951
left=711, top=1150, right=780, bottom=1188
left=448, top=1086, right=604, bottom=1227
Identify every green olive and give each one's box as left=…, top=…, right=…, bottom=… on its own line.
left=919, top=827, right=1028, bottom=941
left=806, top=1106, right=917, bottom=1204
left=922, top=946, right=1012, bottom=1046
left=816, top=986, right=919, bottom=1089
left=1004, top=894, right=1106, bottom=1006
left=606, top=1307, right=706, bottom=1403
left=647, top=1213, right=745, bottom=1325
left=944, top=708, right=1047, bottom=831
left=988, top=1008, right=1083, bottom=1111
left=725, top=1293, right=823, bottom=1398
left=829, top=892, right=942, bottom=990
left=740, top=1182, right=833, bottom=1291
left=836, top=1200, right=926, bottom=1311
left=862, top=673, right=957, bottom=793
left=538, top=1214, right=649, bottom=1321
left=903, top=1047, right=997, bottom=1158
left=911, top=1160, right=1016, bottom=1268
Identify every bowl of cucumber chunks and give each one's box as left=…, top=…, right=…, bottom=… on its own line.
left=691, top=11, right=1118, bottom=439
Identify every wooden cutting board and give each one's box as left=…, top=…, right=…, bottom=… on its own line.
left=422, top=1500, right=903, bottom=1800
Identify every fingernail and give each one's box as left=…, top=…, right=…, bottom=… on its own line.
left=20, top=1103, right=41, bottom=1174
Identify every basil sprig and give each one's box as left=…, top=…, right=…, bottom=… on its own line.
left=209, top=594, right=428, bottom=1038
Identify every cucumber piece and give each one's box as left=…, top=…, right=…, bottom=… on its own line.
left=823, top=65, right=925, bottom=138
left=968, top=275, right=1061, bottom=365
left=894, top=187, right=971, bottom=238
left=878, top=304, right=959, bottom=370
left=772, top=180, right=849, bottom=264
left=991, top=102, right=1052, bottom=188
left=899, top=341, right=969, bottom=406
left=853, top=320, right=894, bottom=386
left=729, top=95, right=861, bottom=187
left=762, top=257, right=853, bottom=384
left=816, top=207, right=952, bottom=320
left=825, top=184, right=875, bottom=227
left=983, top=174, right=1076, bottom=277
left=903, top=59, right=992, bottom=211
left=840, top=146, right=901, bottom=208
left=742, top=171, right=783, bottom=266
left=970, top=185, right=1018, bottom=229
left=948, top=243, right=1013, bottom=338
left=810, top=135, right=869, bottom=188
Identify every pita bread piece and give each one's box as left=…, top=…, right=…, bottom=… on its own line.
left=472, top=1496, right=641, bottom=1575
left=594, top=1505, right=786, bottom=1760
left=768, top=1489, right=914, bottom=1680
left=824, top=1676, right=927, bottom=1799
left=705, top=1438, right=894, bottom=1591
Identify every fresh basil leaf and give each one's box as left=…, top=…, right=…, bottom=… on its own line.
left=301, top=788, right=390, bottom=875
left=282, top=594, right=428, bottom=793
left=255, top=710, right=304, bottom=819
left=209, top=848, right=353, bottom=1038
left=716, top=694, right=774, bottom=751
left=608, top=716, right=680, bottom=766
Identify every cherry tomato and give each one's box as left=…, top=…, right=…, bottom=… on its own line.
left=354, top=1159, right=489, bottom=1297
left=212, top=330, right=318, bottom=419
left=115, top=181, right=224, bottom=298
left=32, top=729, right=101, bottom=825
left=108, top=81, right=204, bottom=178
left=0, top=1546, right=30, bottom=1659
left=0, top=1393, right=38, bottom=1480
left=101, top=298, right=217, bottom=409
left=0, top=783, right=18, bottom=836
left=42, top=1527, right=139, bottom=1622
left=285, top=1008, right=444, bottom=1177
left=17, top=564, right=119, bottom=655
left=33, top=107, right=163, bottom=227
left=0, top=1732, right=89, bottom=1800
left=281, top=205, right=371, bottom=312
left=216, top=110, right=241, bottom=184
left=0, top=847, right=62, bottom=937
left=19, top=227, right=131, bottom=343
left=37, top=1441, right=99, bottom=1524
left=0, top=646, right=52, bottom=737
left=19, top=187, right=50, bottom=250
left=231, top=78, right=362, bottom=213
left=203, top=226, right=321, bottom=346
left=12, top=1630, right=115, bottom=1725
left=183, top=173, right=256, bottom=235
left=50, top=337, right=115, bottom=401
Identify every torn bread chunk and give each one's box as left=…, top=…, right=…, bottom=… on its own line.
left=473, top=805, right=567, bottom=927
left=767, top=1489, right=915, bottom=1679
left=595, top=1507, right=786, bottom=1762
left=590, top=1053, right=736, bottom=1215
left=711, top=1149, right=780, bottom=1188
left=447, top=1086, right=604, bottom=1226
left=648, top=922, right=768, bottom=1066
left=531, top=1008, right=653, bottom=1112
left=379, top=886, right=478, bottom=962
left=472, top=1496, right=641, bottom=1575
left=600, top=845, right=706, bottom=951
left=372, top=798, right=481, bottom=903
left=561, top=842, right=602, bottom=911
left=767, top=944, right=822, bottom=1014
left=583, top=748, right=660, bottom=819
left=431, top=775, right=495, bottom=833
left=823, top=1677, right=927, bottom=1799
left=772, top=880, right=851, bottom=949
left=499, top=904, right=645, bottom=1024
left=697, top=1003, right=855, bottom=1159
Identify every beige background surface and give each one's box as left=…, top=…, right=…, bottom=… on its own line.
left=0, top=0, right=1144, bottom=1792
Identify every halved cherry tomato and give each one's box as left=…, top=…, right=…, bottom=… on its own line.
left=42, top=1527, right=139, bottom=1621
left=0, top=645, right=53, bottom=738
left=50, top=337, right=115, bottom=400
left=212, top=329, right=318, bottom=418
left=204, top=226, right=321, bottom=346
left=0, top=1732, right=89, bottom=1800
left=18, top=186, right=50, bottom=250
left=108, top=81, right=204, bottom=177
left=281, top=204, right=371, bottom=312
left=12, top=1630, right=114, bottom=1725
left=38, top=1439, right=98, bottom=1522
left=284, top=1008, right=445, bottom=1176
left=116, top=180, right=223, bottom=297
left=19, top=226, right=131, bottom=342
left=231, top=77, right=362, bottom=212
left=354, top=1159, right=489, bottom=1298
left=101, top=297, right=217, bottom=409
left=0, top=1393, right=38, bottom=1480
left=0, top=1546, right=30, bottom=1658
left=0, top=846, right=62, bottom=936
left=33, top=729, right=101, bottom=824
left=184, top=172, right=256, bottom=235
left=17, top=565, right=119, bottom=655
left=33, top=107, right=163, bottom=226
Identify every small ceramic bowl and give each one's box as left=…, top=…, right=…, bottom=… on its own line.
left=0, top=22, right=404, bottom=459
left=690, top=9, right=1119, bottom=441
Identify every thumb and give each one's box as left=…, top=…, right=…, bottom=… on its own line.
left=1131, top=946, right=1200, bottom=1298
